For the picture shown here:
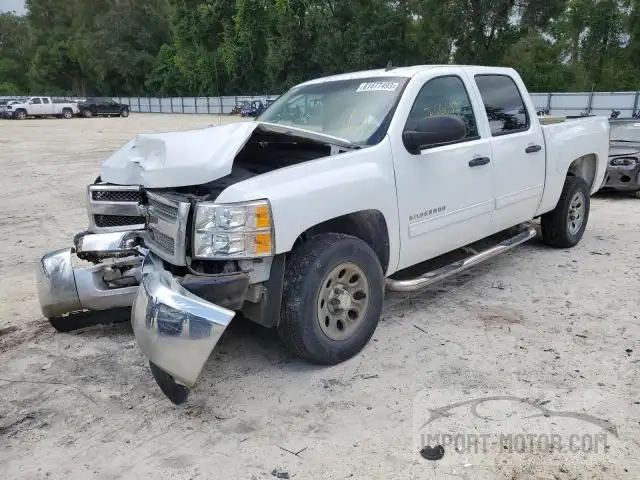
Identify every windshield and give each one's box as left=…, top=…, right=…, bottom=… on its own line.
left=257, top=76, right=409, bottom=145
left=610, top=122, right=640, bottom=142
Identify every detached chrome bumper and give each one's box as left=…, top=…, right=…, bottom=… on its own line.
left=131, top=253, right=236, bottom=398
left=36, top=247, right=141, bottom=318
left=37, top=230, right=242, bottom=404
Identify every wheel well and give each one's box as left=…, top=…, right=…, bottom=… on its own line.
left=566, top=154, right=597, bottom=189
left=293, top=210, right=391, bottom=274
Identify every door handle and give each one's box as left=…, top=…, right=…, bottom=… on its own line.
left=525, top=145, right=542, bottom=153
left=468, top=156, right=491, bottom=167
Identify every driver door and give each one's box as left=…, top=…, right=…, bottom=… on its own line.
left=391, top=74, right=495, bottom=270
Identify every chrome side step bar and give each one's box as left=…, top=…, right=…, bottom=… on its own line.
left=385, top=227, right=538, bottom=293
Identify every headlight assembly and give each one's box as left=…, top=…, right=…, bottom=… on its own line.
left=193, top=200, right=274, bottom=259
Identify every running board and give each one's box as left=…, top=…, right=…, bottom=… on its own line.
left=385, top=227, right=538, bottom=293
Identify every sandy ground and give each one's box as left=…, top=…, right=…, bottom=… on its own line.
left=0, top=114, right=639, bottom=480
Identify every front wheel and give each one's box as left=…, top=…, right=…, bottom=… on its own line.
left=278, top=233, right=384, bottom=365
left=120, top=108, right=129, bottom=118
left=14, top=109, right=26, bottom=120
left=541, top=175, right=591, bottom=248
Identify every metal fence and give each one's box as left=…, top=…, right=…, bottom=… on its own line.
left=2, top=91, right=640, bottom=116
left=0, top=94, right=280, bottom=115
left=529, top=91, right=640, bottom=117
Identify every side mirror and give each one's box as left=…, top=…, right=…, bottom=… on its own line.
left=402, top=115, right=467, bottom=154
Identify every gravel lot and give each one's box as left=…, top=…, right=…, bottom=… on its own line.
left=0, top=114, right=639, bottom=480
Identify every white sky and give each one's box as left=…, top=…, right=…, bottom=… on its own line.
left=0, top=0, right=25, bottom=14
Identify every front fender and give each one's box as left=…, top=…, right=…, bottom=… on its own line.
left=215, top=137, right=401, bottom=275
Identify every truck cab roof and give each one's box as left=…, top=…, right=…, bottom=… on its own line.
left=296, top=64, right=519, bottom=87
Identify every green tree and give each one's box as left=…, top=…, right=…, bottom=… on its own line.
left=0, top=13, right=31, bottom=94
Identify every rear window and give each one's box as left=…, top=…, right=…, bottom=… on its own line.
left=474, top=75, right=529, bottom=136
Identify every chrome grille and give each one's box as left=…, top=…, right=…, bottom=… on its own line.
left=148, top=198, right=179, bottom=221
left=92, top=190, right=142, bottom=203
left=94, top=214, right=143, bottom=228
left=150, top=229, right=175, bottom=254
left=143, top=191, right=190, bottom=266
left=87, top=184, right=144, bottom=233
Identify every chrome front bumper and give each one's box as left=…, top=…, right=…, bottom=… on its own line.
left=36, top=247, right=141, bottom=318
left=131, top=253, right=236, bottom=390
left=37, top=230, right=239, bottom=403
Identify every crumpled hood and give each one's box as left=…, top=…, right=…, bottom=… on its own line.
left=100, top=121, right=260, bottom=188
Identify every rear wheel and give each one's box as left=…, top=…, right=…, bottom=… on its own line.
left=278, top=233, right=384, bottom=365
left=120, top=108, right=129, bottom=118
left=541, top=175, right=590, bottom=248
left=62, top=108, right=73, bottom=119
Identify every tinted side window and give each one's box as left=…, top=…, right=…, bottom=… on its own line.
left=43, top=98, right=50, bottom=104
left=475, top=74, right=529, bottom=136
left=31, top=98, right=42, bottom=104
left=405, top=76, right=478, bottom=140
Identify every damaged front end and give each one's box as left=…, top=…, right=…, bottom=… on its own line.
left=35, top=121, right=338, bottom=404
left=36, top=182, right=251, bottom=404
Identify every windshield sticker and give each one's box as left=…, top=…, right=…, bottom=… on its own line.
left=356, top=81, right=400, bottom=93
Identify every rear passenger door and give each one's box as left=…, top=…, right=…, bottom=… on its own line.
left=28, top=97, right=45, bottom=115
left=472, top=74, right=546, bottom=232
left=105, top=100, right=120, bottom=114
left=41, top=97, right=54, bottom=115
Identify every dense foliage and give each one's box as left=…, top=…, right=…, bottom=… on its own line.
left=1, top=0, right=639, bottom=96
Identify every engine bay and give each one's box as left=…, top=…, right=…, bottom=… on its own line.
left=166, top=128, right=342, bottom=200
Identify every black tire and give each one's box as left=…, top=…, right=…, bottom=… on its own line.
left=120, top=108, right=129, bottom=118
left=62, top=108, right=73, bottom=119
left=149, top=361, right=190, bottom=405
left=82, top=109, right=93, bottom=118
left=278, top=233, right=384, bottom=365
left=14, top=109, right=26, bottom=120
left=47, top=307, right=131, bottom=332
left=541, top=175, right=590, bottom=248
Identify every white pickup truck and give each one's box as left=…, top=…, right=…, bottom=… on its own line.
left=7, top=96, right=79, bottom=119
left=36, top=65, right=609, bottom=404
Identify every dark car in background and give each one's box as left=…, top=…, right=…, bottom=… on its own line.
left=240, top=100, right=265, bottom=117
left=77, top=97, right=130, bottom=118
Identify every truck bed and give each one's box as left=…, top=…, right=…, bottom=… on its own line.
left=535, top=115, right=610, bottom=215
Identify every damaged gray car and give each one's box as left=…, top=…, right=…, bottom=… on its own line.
left=602, top=119, right=640, bottom=197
